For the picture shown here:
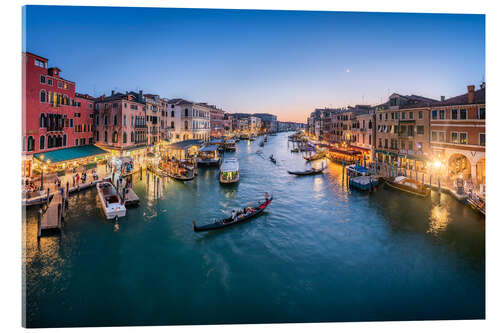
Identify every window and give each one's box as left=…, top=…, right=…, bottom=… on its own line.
left=452, top=109, right=458, bottom=120
left=131, top=132, right=134, bottom=143
left=171, top=110, right=175, bottom=117
left=113, top=103, right=118, bottom=108
left=95, top=115, right=99, bottom=125
left=460, top=109, right=467, bottom=120
left=384, top=139, right=388, bottom=148
left=57, top=81, right=64, bottom=88
left=401, top=141, right=405, bottom=149
left=407, top=125, right=414, bottom=137
left=432, top=110, right=437, bottom=119
left=184, top=120, right=188, bottom=130
left=391, top=112, right=394, bottom=120
left=40, top=90, right=46, bottom=103
left=459, top=132, right=467, bottom=144
left=96, top=131, right=99, bottom=141
left=104, top=131, right=108, bottom=143
left=34, top=59, right=46, bottom=68
left=439, top=132, right=445, bottom=142
left=112, top=131, right=118, bottom=143
left=385, top=113, right=388, bottom=120
left=409, top=112, right=413, bottom=119
left=171, top=121, right=174, bottom=129
left=185, top=109, right=189, bottom=117
left=75, top=139, right=78, bottom=146
left=80, top=138, right=85, bottom=145
left=418, top=111, right=423, bottom=119
left=39, top=135, right=45, bottom=150
left=123, top=132, right=127, bottom=144
left=113, top=115, right=117, bottom=126
left=480, top=133, right=485, bottom=146
left=431, top=131, right=437, bottom=141
left=379, top=113, right=382, bottom=121
left=416, top=125, right=424, bottom=135
left=123, top=115, right=127, bottom=126
left=451, top=132, right=458, bottom=143
left=70, top=119, right=73, bottom=127
left=63, top=134, right=66, bottom=146
left=439, top=110, right=445, bottom=119
left=479, top=108, right=485, bottom=120
left=47, top=79, right=53, bottom=86
left=401, top=112, right=406, bottom=120
left=408, top=141, right=413, bottom=150
left=40, top=75, right=46, bottom=84
left=104, top=115, right=108, bottom=125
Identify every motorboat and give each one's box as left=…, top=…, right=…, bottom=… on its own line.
left=97, top=180, right=126, bottom=219
left=219, top=158, right=240, bottom=184
left=224, top=139, right=237, bottom=152
left=385, top=176, right=430, bottom=197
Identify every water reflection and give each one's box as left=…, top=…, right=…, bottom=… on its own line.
left=428, top=203, right=451, bottom=235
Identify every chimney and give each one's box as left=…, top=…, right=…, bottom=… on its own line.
left=440, top=96, right=445, bottom=102
left=467, top=85, right=475, bottom=104
left=111, top=90, right=115, bottom=96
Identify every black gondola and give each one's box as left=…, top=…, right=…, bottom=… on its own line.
left=269, top=155, right=277, bottom=164
left=287, top=165, right=325, bottom=176
left=192, top=197, right=273, bottom=232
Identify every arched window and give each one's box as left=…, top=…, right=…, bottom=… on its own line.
left=184, top=120, right=188, bottom=130
left=123, top=132, right=127, bottom=144
left=171, top=110, right=175, bottom=117
left=40, top=90, right=46, bottom=103
left=95, top=130, right=99, bottom=142
left=104, top=131, right=108, bottom=143
left=130, top=131, right=134, bottom=143
left=113, top=131, right=118, bottom=143
left=171, top=121, right=174, bottom=129
left=113, top=115, right=117, bottom=126
left=27, top=136, right=35, bottom=151
left=63, top=134, right=67, bottom=146
left=39, top=113, right=45, bottom=128
left=39, top=135, right=45, bottom=150
left=184, top=108, right=189, bottom=117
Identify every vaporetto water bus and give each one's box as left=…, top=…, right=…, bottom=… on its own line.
left=219, top=158, right=240, bottom=184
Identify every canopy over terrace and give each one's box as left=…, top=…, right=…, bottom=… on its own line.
left=163, top=139, right=204, bottom=160
left=33, top=145, right=109, bottom=174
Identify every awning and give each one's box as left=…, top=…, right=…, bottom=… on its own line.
left=165, top=139, right=204, bottom=150
left=398, top=153, right=427, bottom=162
left=33, top=145, right=108, bottom=164
left=199, top=145, right=218, bottom=152
left=375, top=149, right=398, bottom=157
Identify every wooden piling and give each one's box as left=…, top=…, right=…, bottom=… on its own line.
left=37, top=208, right=42, bottom=239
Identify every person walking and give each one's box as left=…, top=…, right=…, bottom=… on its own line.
left=72, top=174, right=76, bottom=187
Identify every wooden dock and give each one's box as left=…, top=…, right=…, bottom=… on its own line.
left=38, top=189, right=67, bottom=238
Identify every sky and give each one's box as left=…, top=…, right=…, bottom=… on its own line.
left=23, top=6, right=485, bottom=122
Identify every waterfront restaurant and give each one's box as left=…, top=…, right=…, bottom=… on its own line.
left=327, top=144, right=363, bottom=164
left=32, top=145, right=109, bottom=176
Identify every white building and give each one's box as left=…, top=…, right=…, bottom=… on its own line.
left=167, top=98, right=211, bottom=142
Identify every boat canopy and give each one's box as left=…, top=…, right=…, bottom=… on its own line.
left=221, top=158, right=239, bottom=172
left=199, top=145, right=218, bottom=153
left=225, top=139, right=236, bottom=144
left=165, top=139, right=204, bottom=150
left=209, top=139, right=224, bottom=144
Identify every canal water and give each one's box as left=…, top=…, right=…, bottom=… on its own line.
left=23, top=132, right=485, bottom=327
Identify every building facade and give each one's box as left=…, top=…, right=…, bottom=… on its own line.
left=22, top=52, right=94, bottom=176
left=167, top=99, right=211, bottom=142
left=430, top=84, right=486, bottom=187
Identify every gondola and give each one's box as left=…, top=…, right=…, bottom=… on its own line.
left=259, top=141, right=264, bottom=147
left=269, top=155, right=277, bottom=164
left=287, top=165, right=326, bottom=176
left=192, top=197, right=273, bottom=232
left=384, top=176, right=430, bottom=197
left=304, top=151, right=325, bottom=161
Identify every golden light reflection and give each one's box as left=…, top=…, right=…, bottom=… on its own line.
left=427, top=204, right=451, bottom=235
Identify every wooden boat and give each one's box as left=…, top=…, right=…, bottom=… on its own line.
left=249, top=134, right=256, bottom=141
left=269, top=155, right=277, bottom=164
left=385, top=176, right=430, bottom=197
left=467, top=194, right=485, bottom=215
left=264, top=135, right=268, bottom=142
left=259, top=141, right=264, bottom=147
left=96, top=180, right=126, bottom=219
left=288, top=164, right=326, bottom=176
left=192, top=197, right=273, bottom=232
left=219, top=158, right=240, bottom=184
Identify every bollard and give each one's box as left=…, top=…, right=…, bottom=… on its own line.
left=37, top=208, right=42, bottom=239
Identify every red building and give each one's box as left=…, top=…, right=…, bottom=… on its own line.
left=22, top=52, right=96, bottom=177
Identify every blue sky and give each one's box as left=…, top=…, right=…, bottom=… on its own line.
left=24, top=6, right=485, bottom=122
